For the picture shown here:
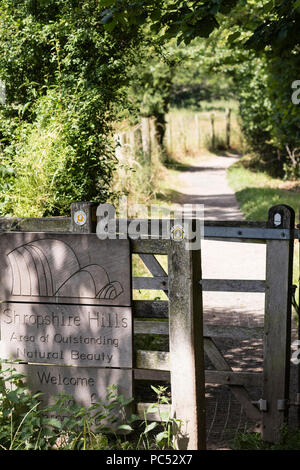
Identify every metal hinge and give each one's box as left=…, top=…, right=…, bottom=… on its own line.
left=252, top=399, right=267, bottom=411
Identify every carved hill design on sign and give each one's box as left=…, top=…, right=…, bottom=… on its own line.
left=7, top=238, right=124, bottom=300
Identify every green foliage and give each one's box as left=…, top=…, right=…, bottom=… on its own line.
left=234, top=52, right=300, bottom=179
left=194, top=1, right=300, bottom=179
left=136, top=385, right=182, bottom=450
left=0, top=362, right=137, bottom=450
left=127, top=44, right=176, bottom=148
left=227, top=159, right=300, bottom=222
left=0, top=362, right=182, bottom=450
left=234, top=427, right=300, bottom=450
left=99, top=0, right=238, bottom=45
left=1, top=88, right=118, bottom=216
left=0, top=0, right=139, bottom=216
left=245, top=0, right=300, bottom=53
left=232, top=56, right=281, bottom=174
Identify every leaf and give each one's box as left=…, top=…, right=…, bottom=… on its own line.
left=159, top=410, right=171, bottom=421
left=146, top=404, right=158, bottom=413
left=144, top=422, right=158, bottom=434
left=117, top=424, right=133, bottom=432
left=227, top=31, right=240, bottom=44
left=155, top=430, right=168, bottom=443
left=294, top=0, right=300, bottom=9
left=101, top=12, right=114, bottom=25
left=45, top=418, right=63, bottom=429
left=150, top=385, right=160, bottom=395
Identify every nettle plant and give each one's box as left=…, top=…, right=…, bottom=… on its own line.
left=0, top=362, right=182, bottom=450
left=0, top=362, right=132, bottom=450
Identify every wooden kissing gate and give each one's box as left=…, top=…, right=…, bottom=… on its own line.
left=0, top=202, right=299, bottom=450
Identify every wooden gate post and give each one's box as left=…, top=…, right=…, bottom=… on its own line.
left=262, top=204, right=295, bottom=441
left=70, top=201, right=98, bottom=233
left=168, top=223, right=206, bottom=450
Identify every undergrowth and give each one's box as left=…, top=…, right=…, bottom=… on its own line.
left=0, top=361, right=181, bottom=451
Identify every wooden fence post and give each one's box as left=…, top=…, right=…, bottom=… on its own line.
left=262, top=204, right=295, bottom=441
left=168, top=224, right=206, bottom=450
left=70, top=201, right=98, bottom=233
left=168, top=117, right=172, bottom=154
left=210, top=113, right=215, bottom=149
left=195, top=114, right=201, bottom=149
left=141, top=117, right=151, bottom=162
left=225, top=108, right=231, bottom=148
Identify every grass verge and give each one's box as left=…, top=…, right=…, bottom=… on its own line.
left=233, top=427, right=300, bottom=450
left=227, top=157, right=300, bottom=222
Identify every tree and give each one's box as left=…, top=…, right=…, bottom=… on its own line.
left=100, top=0, right=238, bottom=43
left=0, top=0, right=140, bottom=216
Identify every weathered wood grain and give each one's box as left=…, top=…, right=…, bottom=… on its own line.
left=168, top=235, right=206, bottom=450
left=136, top=402, right=171, bottom=422
left=133, top=319, right=263, bottom=340
left=10, top=363, right=133, bottom=428
left=0, top=217, right=71, bottom=233
left=133, top=300, right=168, bottom=319
left=200, top=279, right=266, bottom=293
left=132, top=277, right=168, bottom=291
left=262, top=205, right=295, bottom=442
left=0, top=233, right=131, bottom=306
left=0, top=303, right=133, bottom=368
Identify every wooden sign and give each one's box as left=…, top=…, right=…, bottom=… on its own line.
left=9, top=363, right=133, bottom=426
left=0, top=233, right=131, bottom=306
left=0, top=303, right=132, bottom=367
left=0, top=232, right=133, bottom=421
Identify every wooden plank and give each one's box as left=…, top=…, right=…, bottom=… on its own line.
left=133, top=300, right=168, bottom=319
left=134, top=369, right=170, bottom=381
left=168, top=233, right=206, bottom=450
left=134, top=319, right=263, bottom=340
left=1, top=216, right=298, bottom=241
left=11, top=363, right=133, bottom=428
left=0, top=217, right=71, bottom=233
left=131, top=239, right=170, bottom=255
left=205, top=370, right=262, bottom=387
left=0, top=302, right=133, bottom=368
left=136, top=350, right=170, bottom=371
left=139, top=254, right=168, bottom=297
left=0, top=233, right=131, bottom=306
left=134, top=356, right=261, bottom=387
left=262, top=205, right=295, bottom=442
left=139, top=254, right=167, bottom=277
left=203, top=337, right=261, bottom=423
left=133, top=302, right=263, bottom=339
left=132, top=276, right=168, bottom=291
left=134, top=278, right=266, bottom=295
left=204, top=324, right=263, bottom=340
left=136, top=402, right=171, bottom=422
left=204, top=226, right=294, bottom=240
left=200, top=279, right=266, bottom=293
left=230, top=385, right=262, bottom=424
left=204, top=337, right=231, bottom=371
left=134, top=320, right=169, bottom=335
